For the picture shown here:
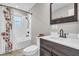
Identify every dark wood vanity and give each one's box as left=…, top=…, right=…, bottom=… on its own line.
left=40, top=38, right=79, bottom=56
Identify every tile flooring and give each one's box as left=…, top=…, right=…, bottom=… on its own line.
left=0, top=48, right=39, bottom=56
left=0, top=49, right=25, bottom=56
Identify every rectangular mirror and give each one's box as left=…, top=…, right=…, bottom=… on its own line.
left=50, top=3, right=78, bottom=24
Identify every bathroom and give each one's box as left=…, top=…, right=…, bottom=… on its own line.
left=0, top=3, right=79, bottom=56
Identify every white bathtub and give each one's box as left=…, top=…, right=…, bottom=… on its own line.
left=13, top=37, right=31, bottom=50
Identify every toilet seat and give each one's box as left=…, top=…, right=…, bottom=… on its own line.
left=23, top=45, right=38, bottom=55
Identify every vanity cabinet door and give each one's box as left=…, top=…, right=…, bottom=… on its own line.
left=40, top=38, right=51, bottom=56
left=40, top=38, right=59, bottom=56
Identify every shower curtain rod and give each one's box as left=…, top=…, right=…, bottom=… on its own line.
left=0, top=4, right=32, bottom=15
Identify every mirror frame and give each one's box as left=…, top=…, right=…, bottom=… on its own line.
left=50, top=3, right=78, bottom=25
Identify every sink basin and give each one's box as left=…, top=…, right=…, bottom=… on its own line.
left=49, top=36, right=73, bottom=43
left=50, top=37, right=59, bottom=39
left=50, top=36, right=65, bottom=40
left=49, top=36, right=79, bottom=44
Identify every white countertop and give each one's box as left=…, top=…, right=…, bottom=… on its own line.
left=38, top=35, right=79, bottom=50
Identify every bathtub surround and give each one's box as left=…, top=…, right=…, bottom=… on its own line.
left=11, top=9, right=31, bottom=50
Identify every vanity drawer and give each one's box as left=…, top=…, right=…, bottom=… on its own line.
left=40, top=38, right=79, bottom=56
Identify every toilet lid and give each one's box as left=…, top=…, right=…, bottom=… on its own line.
left=24, top=45, right=38, bottom=52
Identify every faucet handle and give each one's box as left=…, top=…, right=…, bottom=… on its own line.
left=64, top=33, right=69, bottom=38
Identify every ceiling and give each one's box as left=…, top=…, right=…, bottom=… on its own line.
left=0, top=3, right=36, bottom=11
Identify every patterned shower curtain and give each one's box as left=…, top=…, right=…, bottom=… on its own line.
left=1, top=6, right=13, bottom=53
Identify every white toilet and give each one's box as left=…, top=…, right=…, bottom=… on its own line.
left=23, top=37, right=40, bottom=56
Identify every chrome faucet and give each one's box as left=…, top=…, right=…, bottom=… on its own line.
left=60, top=29, right=64, bottom=37
left=59, top=29, right=67, bottom=38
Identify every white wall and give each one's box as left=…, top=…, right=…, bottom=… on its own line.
left=51, top=4, right=79, bottom=34
left=30, top=3, right=50, bottom=44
